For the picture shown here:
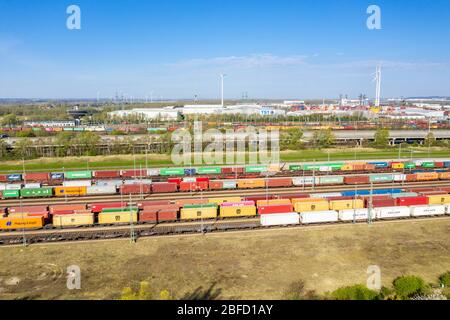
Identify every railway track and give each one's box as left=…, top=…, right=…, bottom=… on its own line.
left=1, top=180, right=450, bottom=206
left=1, top=213, right=449, bottom=247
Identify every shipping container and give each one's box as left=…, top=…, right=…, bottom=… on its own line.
left=426, top=194, right=450, bottom=205
left=396, top=196, right=428, bottom=206
left=86, top=185, right=117, bottom=195
left=391, top=192, right=419, bottom=198
left=318, top=176, right=344, bottom=185
left=2, top=190, right=20, bottom=198
left=137, top=200, right=172, bottom=208
left=439, top=172, right=450, bottom=180
left=421, top=162, right=435, bottom=168
left=93, top=170, right=121, bottom=178
left=375, top=206, right=410, bottom=219
left=220, top=205, right=256, bottom=218
left=63, top=180, right=92, bottom=187
left=8, top=212, right=49, bottom=219
left=50, top=173, right=64, bottom=180
left=329, top=199, right=364, bottom=211
left=98, top=211, right=138, bottom=224
left=292, top=177, right=317, bottom=186
left=24, top=172, right=50, bottom=182
left=208, top=197, right=242, bottom=205
left=96, top=179, right=123, bottom=187
left=300, top=210, right=338, bottom=224
left=371, top=198, right=397, bottom=208
left=147, top=168, right=160, bottom=176
left=209, top=181, right=223, bottom=190
left=5, top=184, right=21, bottom=190
left=9, top=205, right=48, bottom=214
left=49, top=204, right=86, bottom=214
left=222, top=180, right=237, bottom=189
left=294, top=200, right=329, bottom=212
left=53, top=213, right=94, bottom=227
left=91, top=202, right=127, bottom=213
left=179, top=181, right=208, bottom=192
left=245, top=165, right=268, bottom=173
left=23, top=183, right=42, bottom=189
left=65, top=171, right=92, bottom=179
left=410, top=205, right=446, bottom=217
left=159, top=168, right=185, bottom=176
left=20, top=188, right=53, bottom=198
left=258, top=204, right=294, bottom=214
left=369, top=174, right=394, bottom=183
left=175, top=198, right=208, bottom=207
left=119, top=184, right=151, bottom=194
left=151, top=182, right=177, bottom=193
left=368, top=161, right=388, bottom=168
left=404, top=162, right=416, bottom=169
left=256, top=199, right=292, bottom=206
left=416, top=172, right=439, bottom=181
left=123, top=179, right=153, bottom=185
left=0, top=217, right=44, bottom=230
left=260, top=212, right=299, bottom=226
left=7, top=174, right=22, bottom=182
left=338, top=208, right=372, bottom=221
left=310, top=192, right=342, bottom=198
left=266, top=178, right=292, bottom=188
left=197, top=167, right=221, bottom=174
left=54, top=186, right=87, bottom=197
left=180, top=207, right=217, bottom=220
left=344, top=176, right=370, bottom=185
left=141, top=204, right=179, bottom=214
left=237, top=179, right=265, bottom=189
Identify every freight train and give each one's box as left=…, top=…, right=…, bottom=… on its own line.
left=1, top=188, right=450, bottom=231
left=1, top=170, right=450, bottom=199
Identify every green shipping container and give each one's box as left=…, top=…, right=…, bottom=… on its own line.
left=183, top=203, right=217, bottom=209
left=302, top=164, right=321, bottom=171
left=289, top=165, right=302, bottom=171
left=160, top=168, right=185, bottom=176
left=197, top=167, right=221, bottom=174
left=421, top=162, right=435, bottom=168
left=318, top=176, right=344, bottom=184
left=369, top=174, right=394, bottom=183
left=102, top=207, right=138, bottom=213
left=2, top=190, right=20, bottom=198
left=245, top=165, right=268, bottom=173
left=65, top=171, right=92, bottom=179
left=404, top=162, right=416, bottom=169
left=329, top=163, right=344, bottom=170
left=20, top=188, right=53, bottom=198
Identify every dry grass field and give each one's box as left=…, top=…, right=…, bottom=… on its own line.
left=0, top=218, right=449, bottom=300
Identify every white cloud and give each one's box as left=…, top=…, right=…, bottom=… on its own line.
left=329, top=59, right=449, bottom=70
left=170, top=53, right=309, bottom=69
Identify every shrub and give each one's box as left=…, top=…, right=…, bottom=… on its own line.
left=439, top=272, right=450, bottom=287
left=331, top=284, right=379, bottom=300
left=393, top=275, right=427, bottom=299
left=284, top=280, right=319, bottom=300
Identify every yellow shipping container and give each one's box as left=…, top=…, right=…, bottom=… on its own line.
left=439, top=172, right=450, bottom=180
left=291, top=198, right=318, bottom=205
left=294, top=201, right=329, bottom=212
left=180, top=207, right=217, bottom=220
left=427, top=194, right=450, bottom=205
left=53, top=213, right=94, bottom=227
left=256, top=199, right=292, bottom=206
left=220, top=205, right=256, bottom=218
left=341, top=164, right=354, bottom=171
left=391, top=163, right=405, bottom=169
left=237, top=179, right=265, bottom=189
left=98, top=211, right=138, bottom=224
left=208, top=197, right=242, bottom=205
left=0, top=217, right=44, bottom=230
left=329, top=199, right=364, bottom=210
left=416, top=172, right=439, bottom=181
left=54, top=186, right=87, bottom=197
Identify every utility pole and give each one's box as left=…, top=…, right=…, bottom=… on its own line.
left=129, top=193, right=136, bottom=243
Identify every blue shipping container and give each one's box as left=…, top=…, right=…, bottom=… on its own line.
left=184, top=168, right=196, bottom=175
left=443, top=162, right=450, bottom=168
left=7, top=174, right=22, bottom=181
left=373, top=188, right=402, bottom=195
left=341, top=190, right=371, bottom=197
left=368, top=162, right=389, bottom=168
left=50, top=173, right=64, bottom=180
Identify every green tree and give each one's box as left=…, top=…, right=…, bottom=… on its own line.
left=373, top=128, right=390, bottom=147
left=439, top=272, right=450, bottom=287
left=393, top=275, right=427, bottom=299
left=331, top=284, right=380, bottom=300
left=311, top=128, right=335, bottom=149
left=424, top=132, right=436, bottom=147
left=1, top=114, right=19, bottom=126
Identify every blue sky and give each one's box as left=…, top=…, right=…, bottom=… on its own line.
left=0, top=0, right=449, bottom=99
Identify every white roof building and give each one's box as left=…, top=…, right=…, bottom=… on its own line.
left=108, top=108, right=180, bottom=120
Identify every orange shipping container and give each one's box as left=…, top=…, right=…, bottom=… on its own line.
left=416, top=172, right=439, bottom=181
left=54, top=186, right=87, bottom=197
left=237, top=179, right=265, bottom=189
left=439, top=172, right=450, bottom=180
left=175, top=198, right=208, bottom=207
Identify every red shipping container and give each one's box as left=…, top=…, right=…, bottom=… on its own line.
left=396, top=196, right=428, bottom=206
left=157, top=211, right=178, bottom=222
left=176, top=198, right=208, bottom=207
left=139, top=211, right=158, bottom=222
left=277, top=194, right=309, bottom=200
left=209, top=181, right=223, bottom=190
left=50, top=204, right=86, bottom=214
left=405, top=174, right=417, bottom=182
left=244, top=195, right=276, bottom=202
left=9, top=205, right=48, bottom=214
left=179, top=181, right=208, bottom=192
left=120, top=184, right=151, bottom=194
left=405, top=187, right=436, bottom=193
left=196, top=177, right=210, bottom=183
left=137, top=200, right=172, bottom=208
left=344, top=176, right=370, bottom=185
left=168, top=178, right=182, bottom=185
left=93, top=170, right=121, bottom=178
left=419, top=191, right=448, bottom=196
left=266, top=178, right=292, bottom=188
left=142, top=204, right=179, bottom=214
left=258, top=204, right=293, bottom=214
left=0, top=174, right=8, bottom=182
left=439, top=187, right=450, bottom=193
left=23, top=172, right=50, bottom=182
left=91, top=202, right=128, bottom=213
left=51, top=210, right=75, bottom=215
left=120, top=170, right=147, bottom=178
left=435, top=162, right=444, bottom=168
left=152, top=182, right=177, bottom=193
left=221, top=167, right=233, bottom=174
left=370, top=198, right=396, bottom=208
left=222, top=167, right=244, bottom=174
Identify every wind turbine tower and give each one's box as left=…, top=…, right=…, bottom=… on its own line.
left=374, top=65, right=382, bottom=107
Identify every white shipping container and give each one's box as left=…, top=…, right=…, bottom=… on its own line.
left=338, top=208, right=373, bottom=221
left=409, top=205, right=446, bottom=217
left=0, top=184, right=6, bottom=191
left=310, top=192, right=342, bottom=199
left=300, top=210, right=338, bottom=224
left=393, top=174, right=407, bottom=182
left=292, top=177, right=318, bottom=186
left=23, top=183, right=42, bottom=189
left=222, top=180, right=237, bottom=189
left=86, top=185, right=117, bottom=195
left=260, top=212, right=300, bottom=226
left=147, top=169, right=160, bottom=176
left=5, top=184, right=21, bottom=190
left=375, top=206, right=410, bottom=219
left=123, top=179, right=152, bottom=185
left=446, top=204, right=450, bottom=214
left=63, top=180, right=91, bottom=187
left=183, top=177, right=197, bottom=183
left=96, top=179, right=123, bottom=187
left=319, top=166, right=331, bottom=172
